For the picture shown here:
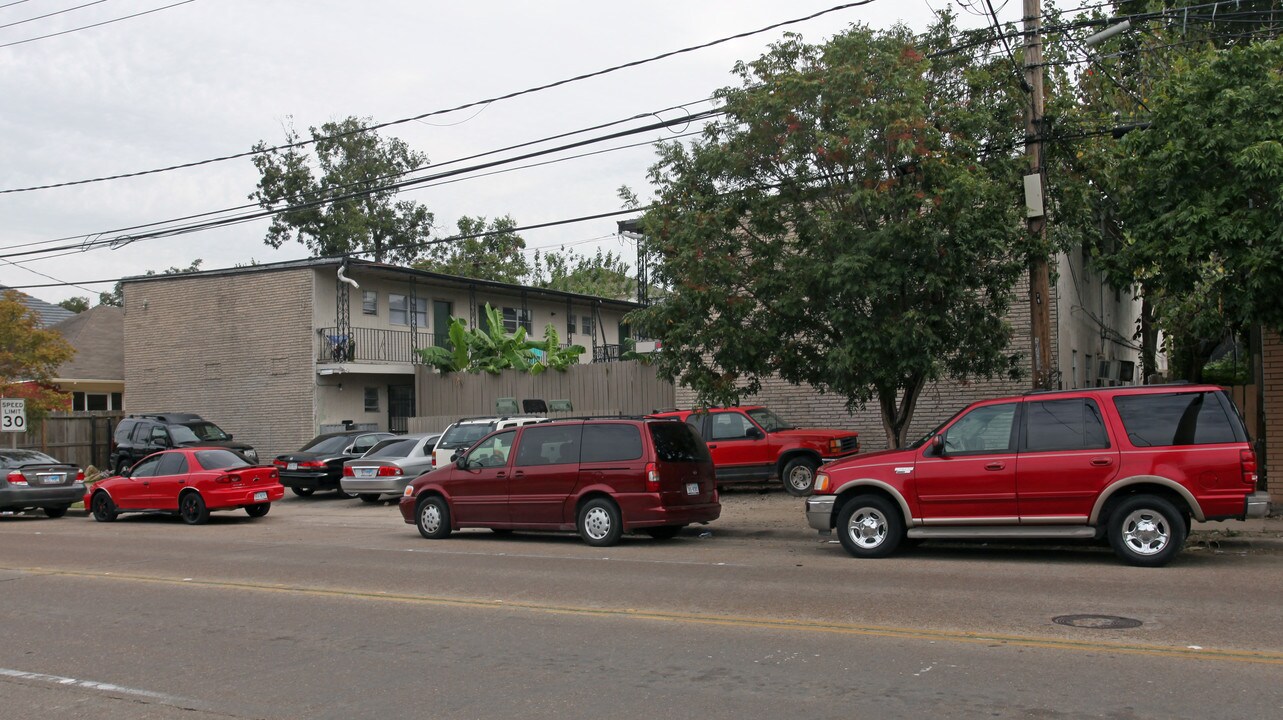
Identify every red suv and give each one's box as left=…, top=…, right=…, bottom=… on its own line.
left=399, top=418, right=720, bottom=546
left=805, top=384, right=1270, bottom=566
left=650, top=406, right=859, bottom=495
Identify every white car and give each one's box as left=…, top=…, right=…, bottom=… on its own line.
left=340, top=433, right=441, bottom=502
left=431, top=416, right=548, bottom=470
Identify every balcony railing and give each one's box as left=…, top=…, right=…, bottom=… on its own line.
left=317, top=327, right=445, bottom=365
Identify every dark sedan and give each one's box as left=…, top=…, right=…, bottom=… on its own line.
left=272, top=431, right=394, bottom=497
left=1, top=449, right=85, bottom=518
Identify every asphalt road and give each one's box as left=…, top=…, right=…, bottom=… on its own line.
left=2, top=490, right=1281, bottom=719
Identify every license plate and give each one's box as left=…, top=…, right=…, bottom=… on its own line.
left=686, top=482, right=699, bottom=495
left=287, top=462, right=298, bottom=471
left=42, top=474, right=65, bottom=484
left=253, top=491, right=268, bottom=501
left=357, top=467, right=376, bottom=478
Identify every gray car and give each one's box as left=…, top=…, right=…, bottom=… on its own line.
left=341, top=433, right=441, bottom=502
left=0, top=449, right=84, bottom=518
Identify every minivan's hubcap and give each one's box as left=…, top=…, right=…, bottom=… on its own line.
left=847, top=508, right=887, bottom=548
left=420, top=504, right=441, bottom=534
left=1122, top=510, right=1169, bottom=555
left=583, top=507, right=611, bottom=540
left=788, top=466, right=814, bottom=491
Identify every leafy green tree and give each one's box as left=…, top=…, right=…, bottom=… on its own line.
left=98, top=259, right=204, bottom=307
left=530, top=247, right=636, bottom=300
left=250, top=117, right=434, bottom=264
left=631, top=19, right=1029, bottom=448
left=58, top=297, right=90, bottom=313
left=0, top=291, right=75, bottom=419
left=414, top=215, right=529, bottom=283
left=1100, top=39, right=1283, bottom=379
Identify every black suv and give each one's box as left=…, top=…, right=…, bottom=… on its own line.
left=111, top=413, right=258, bottom=473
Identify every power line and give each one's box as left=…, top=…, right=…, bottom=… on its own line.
left=0, top=0, right=38, bottom=9
left=0, top=109, right=722, bottom=261
left=0, top=0, right=196, bottom=49
left=0, top=0, right=107, bottom=30
left=0, top=0, right=879, bottom=195
left=0, top=101, right=718, bottom=260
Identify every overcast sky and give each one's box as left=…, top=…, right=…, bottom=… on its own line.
left=0, top=0, right=1084, bottom=305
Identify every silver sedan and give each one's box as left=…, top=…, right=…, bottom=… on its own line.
left=340, top=433, right=441, bottom=502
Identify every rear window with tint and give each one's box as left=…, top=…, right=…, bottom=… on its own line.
left=195, top=449, right=251, bottom=470
left=0, top=450, right=61, bottom=467
left=580, top=424, right=643, bottom=463
left=649, top=422, right=710, bottom=463
left=365, top=439, right=419, bottom=458
left=1113, top=392, right=1242, bottom=447
left=438, top=423, right=495, bottom=449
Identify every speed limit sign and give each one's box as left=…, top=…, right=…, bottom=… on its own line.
left=1, top=398, right=26, bottom=433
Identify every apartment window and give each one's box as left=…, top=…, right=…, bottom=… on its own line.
left=567, top=313, right=577, bottom=336
left=502, top=307, right=533, bottom=333
left=582, top=313, right=594, bottom=337
left=362, top=291, right=377, bottom=315
left=364, top=387, right=379, bottom=412
left=72, top=392, right=115, bottom=411
left=390, top=295, right=427, bottom=327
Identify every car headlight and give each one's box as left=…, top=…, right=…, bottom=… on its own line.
left=403, top=485, right=415, bottom=497
left=815, top=472, right=831, bottom=493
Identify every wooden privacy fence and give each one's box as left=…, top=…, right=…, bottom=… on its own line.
left=410, top=361, right=675, bottom=433
left=5, top=412, right=123, bottom=471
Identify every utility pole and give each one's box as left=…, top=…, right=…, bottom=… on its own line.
left=1024, top=0, right=1054, bottom=389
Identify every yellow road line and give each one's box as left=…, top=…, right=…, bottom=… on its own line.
left=9, top=565, right=1283, bottom=666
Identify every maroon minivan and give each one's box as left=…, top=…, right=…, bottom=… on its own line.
left=399, top=418, right=721, bottom=546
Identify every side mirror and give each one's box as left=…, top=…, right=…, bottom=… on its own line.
left=226, top=433, right=234, bottom=440
left=120, top=467, right=131, bottom=478
left=455, top=458, right=468, bottom=470
left=450, top=450, right=461, bottom=462
left=931, top=434, right=945, bottom=456
left=745, top=427, right=764, bottom=440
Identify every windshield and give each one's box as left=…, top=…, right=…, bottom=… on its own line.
left=194, top=449, right=251, bottom=470
left=0, top=450, right=61, bottom=467
left=300, top=435, right=354, bottom=454
left=439, top=423, right=495, bottom=449
left=167, top=425, right=202, bottom=444
left=745, top=408, right=794, bottom=432
left=365, top=438, right=418, bottom=458
left=183, top=422, right=231, bottom=441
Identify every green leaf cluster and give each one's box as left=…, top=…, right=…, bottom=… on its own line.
left=417, top=304, right=585, bottom=375
left=0, top=290, right=76, bottom=419
left=631, top=17, right=1030, bottom=447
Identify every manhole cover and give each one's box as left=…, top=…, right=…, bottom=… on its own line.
left=1053, top=614, right=1143, bottom=629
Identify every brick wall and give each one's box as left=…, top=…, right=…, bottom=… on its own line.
left=1263, top=330, right=1282, bottom=504
left=122, top=268, right=317, bottom=458
left=676, top=275, right=1046, bottom=450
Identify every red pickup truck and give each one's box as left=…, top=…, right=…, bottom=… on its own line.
left=650, top=406, right=859, bottom=495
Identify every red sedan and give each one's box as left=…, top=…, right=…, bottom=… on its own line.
left=87, top=447, right=284, bottom=525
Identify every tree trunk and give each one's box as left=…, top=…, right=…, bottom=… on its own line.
left=879, top=375, right=927, bottom=449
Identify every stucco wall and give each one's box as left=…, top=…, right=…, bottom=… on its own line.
left=122, top=268, right=316, bottom=458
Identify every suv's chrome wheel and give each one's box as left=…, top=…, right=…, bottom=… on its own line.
left=835, top=495, right=903, bottom=558
left=1108, top=495, right=1186, bottom=567
left=846, top=507, right=888, bottom=548
left=1120, top=509, right=1169, bottom=556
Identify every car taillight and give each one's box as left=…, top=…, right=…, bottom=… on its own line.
left=815, top=472, right=831, bottom=493
left=75, top=470, right=85, bottom=482
left=269, top=469, right=279, bottom=480
left=300, top=461, right=326, bottom=469
left=645, top=462, right=660, bottom=493
left=214, top=474, right=233, bottom=484
left=378, top=466, right=399, bottom=477
left=1241, top=449, right=1258, bottom=486
left=431, top=456, right=437, bottom=469
left=342, top=466, right=354, bottom=477
left=6, top=471, right=27, bottom=486
left=273, top=459, right=288, bottom=468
